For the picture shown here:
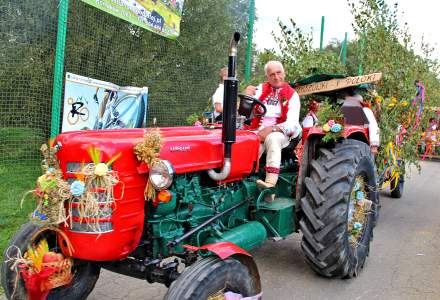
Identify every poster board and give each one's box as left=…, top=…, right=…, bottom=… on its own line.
left=62, top=72, right=148, bottom=132
left=81, top=0, right=184, bottom=39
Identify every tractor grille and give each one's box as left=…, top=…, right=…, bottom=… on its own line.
left=66, top=161, right=114, bottom=234
left=71, top=221, right=113, bottom=233
left=71, top=206, right=113, bottom=218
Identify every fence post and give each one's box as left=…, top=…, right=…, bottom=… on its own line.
left=244, top=0, right=255, bottom=83
left=341, top=32, right=347, bottom=65
left=358, top=32, right=365, bottom=75
left=319, top=16, right=325, bottom=51
left=50, top=0, right=69, bottom=137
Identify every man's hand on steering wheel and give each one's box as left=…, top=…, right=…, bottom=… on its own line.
left=244, top=85, right=257, bottom=96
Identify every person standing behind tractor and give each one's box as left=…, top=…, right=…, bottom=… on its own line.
left=345, top=93, right=380, bottom=154
left=244, top=61, right=301, bottom=189
left=212, top=67, right=228, bottom=122
left=302, top=99, right=319, bottom=128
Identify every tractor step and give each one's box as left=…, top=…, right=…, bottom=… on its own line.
left=256, top=197, right=295, bottom=238
left=260, top=197, right=295, bottom=210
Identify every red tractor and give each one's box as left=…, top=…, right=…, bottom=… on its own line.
left=2, top=33, right=379, bottom=300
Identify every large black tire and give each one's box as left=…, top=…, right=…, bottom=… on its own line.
left=163, top=256, right=261, bottom=300
left=390, top=174, right=404, bottom=198
left=1, top=222, right=100, bottom=300
left=299, top=139, right=379, bottom=278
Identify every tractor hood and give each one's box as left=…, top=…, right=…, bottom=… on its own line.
left=55, top=127, right=260, bottom=181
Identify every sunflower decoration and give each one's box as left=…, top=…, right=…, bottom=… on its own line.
left=134, top=129, right=163, bottom=201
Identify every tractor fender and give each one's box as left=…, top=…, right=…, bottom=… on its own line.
left=344, top=126, right=369, bottom=144
left=183, top=242, right=261, bottom=294
left=183, top=241, right=251, bottom=260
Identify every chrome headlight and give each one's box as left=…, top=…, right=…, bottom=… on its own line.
left=149, top=160, right=174, bottom=190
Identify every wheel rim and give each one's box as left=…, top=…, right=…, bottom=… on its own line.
left=348, top=175, right=373, bottom=247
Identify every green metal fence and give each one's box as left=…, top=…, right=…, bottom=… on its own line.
left=0, top=0, right=254, bottom=170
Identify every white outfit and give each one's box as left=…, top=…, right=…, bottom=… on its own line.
left=254, top=83, right=301, bottom=138
left=345, top=94, right=380, bottom=147
left=363, top=107, right=380, bottom=146
left=302, top=112, right=318, bottom=128
left=212, top=83, right=224, bottom=119
left=254, top=83, right=301, bottom=172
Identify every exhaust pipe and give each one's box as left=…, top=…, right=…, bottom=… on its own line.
left=208, top=32, right=240, bottom=181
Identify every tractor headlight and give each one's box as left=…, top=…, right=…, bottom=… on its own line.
left=149, top=160, right=174, bottom=190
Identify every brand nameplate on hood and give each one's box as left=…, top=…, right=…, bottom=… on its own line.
left=170, top=145, right=191, bottom=152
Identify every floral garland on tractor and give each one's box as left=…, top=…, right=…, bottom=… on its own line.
left=5, top=141, right=122, bottom=300
left=372, top=81, right=426, bottom=195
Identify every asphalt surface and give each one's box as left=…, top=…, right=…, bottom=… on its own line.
left=2, top=161, right=439, bottom=300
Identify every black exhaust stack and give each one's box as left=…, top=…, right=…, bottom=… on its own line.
left=208, top=32, right=240, bottom=181
left=222, top=32, right=240, bottom=157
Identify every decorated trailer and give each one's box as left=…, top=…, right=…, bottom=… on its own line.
left=2, top=33, right=382, bottom=300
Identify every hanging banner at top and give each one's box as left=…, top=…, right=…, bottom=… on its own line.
left=81, top=0, right=184, bottom=39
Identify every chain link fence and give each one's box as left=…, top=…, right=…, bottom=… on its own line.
left=0, top=0, right=252, bottom=171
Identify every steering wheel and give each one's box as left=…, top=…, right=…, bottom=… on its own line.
left=238, top=94, right=267, bottom=123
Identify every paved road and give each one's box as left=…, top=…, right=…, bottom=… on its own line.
left=2, top=161, right=439, bottom=300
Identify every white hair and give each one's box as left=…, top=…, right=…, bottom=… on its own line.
left=264, top=61, right=284, bottom=76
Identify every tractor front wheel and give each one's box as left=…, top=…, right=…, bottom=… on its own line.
left=1, top=222, right=100, bottom=300
left=163, top=256, right=261, bottom=300
left=299, top=139, right=378, bottom=278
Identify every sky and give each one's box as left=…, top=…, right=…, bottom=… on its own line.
left=254, top=0, right=440, bottom=59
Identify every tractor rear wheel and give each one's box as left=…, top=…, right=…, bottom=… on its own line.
left=163, top=256, right=261, bottom=300
left=1, top=222, right=100, bottom=300
left=299, top=139, right=378, bottom=278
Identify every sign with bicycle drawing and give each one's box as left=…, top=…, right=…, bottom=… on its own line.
left=62, top=72, right=148, bottom=132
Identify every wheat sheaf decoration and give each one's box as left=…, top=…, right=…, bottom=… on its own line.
left=133, top=129, right=163, bottom=201
left=69, top=146, right=122, bottom=232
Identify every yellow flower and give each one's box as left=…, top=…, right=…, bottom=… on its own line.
left=401, top=100, right=408, bottom=107
left=94, top=163, right=109, bottom=176
left=387, top=103, right=396, bottom=109
left=391, top=97, right=398, bottom=104
left=322, top=124, right=331, bottom=132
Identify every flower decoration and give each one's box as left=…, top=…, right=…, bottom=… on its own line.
left=353, top=181, right=361, bottom=191
left=94, top=163, right=109, bottom=177
left=327, top=119, right=335, bottom=127
left=331, top=123, right=342, bottom=133
left=37, top=174, right=57, bottom=191
left=356, top=191, right=364, bottom=201
left=353, top=222, right=363, bottom=231
left=70, top=180, right=85, bottom=197
left=32, top=210, right=47, bottom=221
left=322, top=123, right=331, bottom=132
